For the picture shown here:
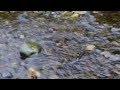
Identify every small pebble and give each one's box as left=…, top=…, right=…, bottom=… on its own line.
left=85, top=44, right=95, bottom=51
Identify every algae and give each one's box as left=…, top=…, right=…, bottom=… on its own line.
left=0, top=12, right=20, bottom=20
left=92, top=11, right=120, bottom=28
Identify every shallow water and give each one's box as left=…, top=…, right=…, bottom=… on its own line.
left=0, top=11, right=119, bottom=79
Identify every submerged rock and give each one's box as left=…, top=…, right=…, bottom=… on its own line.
left=19, top=40, right=42, bottom=59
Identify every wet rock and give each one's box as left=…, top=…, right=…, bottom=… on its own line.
left=19, top=40, right=42, bottom=59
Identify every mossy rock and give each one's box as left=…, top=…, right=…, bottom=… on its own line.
left=0, top=12, right=20, bottom=20
left=92, top=11, right=120, bottom=28
left=19, top=41, right=42, bottom=59
left=60, top=11, right=81, bottom=20
left=107, top=35, right=120, bottom=42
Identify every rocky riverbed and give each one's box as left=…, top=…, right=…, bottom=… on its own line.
left=0, top=11, right=119, bottom=79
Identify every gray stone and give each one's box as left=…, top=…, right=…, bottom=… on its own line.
left=19, top=40, right=42, bottom=59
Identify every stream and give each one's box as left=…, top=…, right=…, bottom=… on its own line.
left=0, top=11, right=119, bottom=79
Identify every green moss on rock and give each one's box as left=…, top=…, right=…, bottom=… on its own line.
left=0, top=12, right=19, bottom=20
left=92, top=11, right=120, bottom=28
left=19, top=40, right=42, bottom=59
